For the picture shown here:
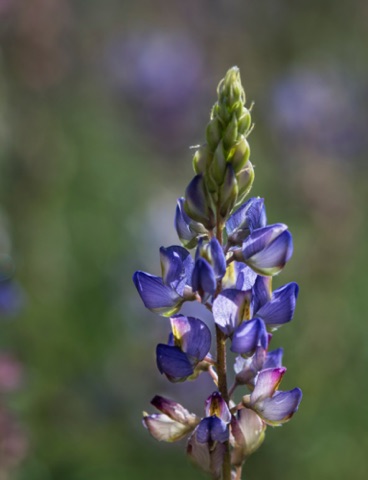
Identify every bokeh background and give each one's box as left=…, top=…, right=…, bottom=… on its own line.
left=0, top=1, right=367, bottom=479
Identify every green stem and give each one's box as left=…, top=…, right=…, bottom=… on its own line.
left=215, top=210, right=232, bottom=480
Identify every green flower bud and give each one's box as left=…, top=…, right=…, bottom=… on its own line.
left=209, top=141, right=227, bottom=185
left=219, top=164, right=238, bottom=219
left=238, top=108, right=252, bottom=135
left=193, top=144, right=212, bottom=174
left=223, top=114, right=238, bottom=151
left=235, top=161, right=254, bottom=206
left=219, top=67, right=246, bottom=109
left=228, top=135, right=250, bottom=173
left=206, top=117, right=222, bottom=151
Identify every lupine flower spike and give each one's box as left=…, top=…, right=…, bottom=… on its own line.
left=134, top=67, right=302, bottom=480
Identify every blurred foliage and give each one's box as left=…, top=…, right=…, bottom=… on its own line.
left=0, top=0, right=367, bottom=479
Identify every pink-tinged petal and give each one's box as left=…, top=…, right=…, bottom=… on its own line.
left=170, top=315, right=211, bottom=362
left=143, top=413, right=194, bottom=442
left=252, top=388, right=302, bottom=426
left=187, top=433, right=226, bottom=479
left=231, top=408, right=266, bottom=465
left=204, top=392, right=231, bottom=424
left=250, top=367, right=286, bottom=404
left=150, top=395, right=199, bottom=426
left=133, top=271, right=182, bottom=316
left=213, top=289, right=252, bottom=337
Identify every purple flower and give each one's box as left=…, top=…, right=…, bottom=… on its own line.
left=175, top=197, right=207, bottom=248
left=230, top=318, right=268, bottom=356
left=143, top=395, right=199, bottom=442
left=243, top=368, right=302, bottom=426
left=236, top=223, right=293, bottom=276
left=133, top=245, right=194, bottom=316
left=192, top=238, right=226, bottom=299
left=234, top=347, right=283, bottom=388
left=255, top=281, right=299, bottom=330
left=156, top=315, right=211, bottom=382
left=187, top=392, right=231, bottom=478
left=226, top=197, right=267, bottom=245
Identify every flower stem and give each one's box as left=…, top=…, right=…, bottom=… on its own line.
left=215, top=210, right=232, bottom=480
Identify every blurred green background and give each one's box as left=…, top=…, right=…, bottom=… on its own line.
left=0, top=0, right=367, bottom=479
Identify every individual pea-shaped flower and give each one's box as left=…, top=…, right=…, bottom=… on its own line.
left=234, top=223, right=293, bottom=276
left=230, top=407, right=266, bottom=465
left=192, top=238, right=226, bottom=300
left=242, top=367, right=302, bottom=426
left=230, top=318, right=268, bottom=356
left=133, top=245, right=195, bottom=316
left=175, top=197, right=208, bottom=249
left=226, top=197, right=267, bottom=246
left=252, top=275, right=299, bottom=330
left=187, top=392, right=231, bottom=479
left=212, top=287, right=268, bottom=356
left=143, top=395, right=199, bottom=442
left=234, top=347, right=284, bottom=388
left=156, top=315, right=211, bottom=382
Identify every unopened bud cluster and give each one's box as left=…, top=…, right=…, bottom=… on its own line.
left=185, top=68, right=254, bottom=231
left=134, top=67, right=302, bottom=480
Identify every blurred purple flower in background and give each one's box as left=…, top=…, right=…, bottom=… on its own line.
left=105, top=31, right=205, bottom=149
left=270, top=67, right=368, bottom=159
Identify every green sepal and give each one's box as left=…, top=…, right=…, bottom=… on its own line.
left=223, top=113, right=238, bottom=151
left=228, top=135, right=250, bottom=173
left=193, top=144, right=212, bottom=174
left=219, top=164, right=238, bottom=219
left=206, top=117, right=222, bottom=151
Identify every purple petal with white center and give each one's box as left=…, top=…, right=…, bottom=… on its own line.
left=231, top=408, right=266, bottom=465
left=213, top=289, right=252, bottom=337
left=143, top=413, right=194, bottom=442
left=252, top=275, right=272, bottom=313
left=250, top=367, right=286, bottom=404
left=256, top=282, right=299, bottom=329
left=264, top=348, right=284, bottom=369
left=187, top=432, right=226, bottom=479
left=191, top=258, right=217, bottom=296
left=196, top=416, right=229, bottom=444
left=133, top=271, right=182, bottom=316
left=170, top=315, right=211, bottom=362
left=226, top=197, right=267, bottom=244
left=231, top=318, right=268, bottom=356
left=222, top=262, right=257, bottom=291
left=151, top=395, right=198, bottom=425
left=204, top=392, right=231, bottom=424
left=156, top=344, right=193, bottom=381
left=242, top=224, right=293, bottom=275
left=253, top=388, right=302, bottom=426
left=209, top=238, right=226, bottom=279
